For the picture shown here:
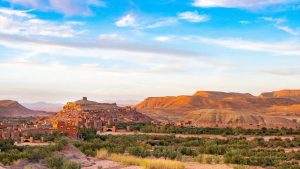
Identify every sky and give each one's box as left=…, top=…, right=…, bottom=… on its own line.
left=0, top=0, right=300, bottom=103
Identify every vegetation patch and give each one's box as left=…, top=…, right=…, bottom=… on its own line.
left=109, top=154, right=185, bottom=169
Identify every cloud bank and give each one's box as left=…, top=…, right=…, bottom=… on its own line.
left=4, top=0, right=105, bottom=15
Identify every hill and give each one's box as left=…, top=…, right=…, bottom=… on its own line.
left=22, top=102, right=63, bottom=112
left=0, top=100, right=49, bottom=117
left=41, top=97, right=153, bottom=126
left=135, top=90, right=300, bottom=126
left=179, top=109, right=299, bottom=129
left=260, top=89, right=300, bottom=102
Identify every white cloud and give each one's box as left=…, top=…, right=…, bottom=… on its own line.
left=154, top=36, right=171, bottom=42
left=4, top=0, right=105, bottom=16
left=0, top=8, right=81, bottom=37
left=192, top=36, right=300, bottom=56
left=277, top=26, right=300, bottom=36
left=262, top=17, right=299, bottom=36
left=98, top=33, right=125, bottom=42
left=145, top=17, right=177, bottom=29
left=0, top=8, right=33, bottom=18
left=192, top=0, right=298, bottom=9
left=115, top=15, right=177, bottom=29
left=178, top=11, right=209, bottom=23
left=262, top=17, right=286, bottom=24
left=239, top=20, right=250, bottom=24
left=115, top=14, right=136, bottom=27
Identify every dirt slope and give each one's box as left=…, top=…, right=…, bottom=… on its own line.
left=0, top=100, right=48, bottom=117
left=136, top=90, right=300, bottom=126
left=180, top=109, right=299, bottom=129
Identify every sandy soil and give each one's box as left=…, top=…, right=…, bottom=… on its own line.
left=58, top=144, right=95, bottom=167
left=4, top=161, right=48, bottom=169
left=82, top=159, right=142, bottom=169
left=185, top=162, right=232, bottom=169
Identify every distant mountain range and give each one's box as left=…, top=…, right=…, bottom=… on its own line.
left=1, top=89, right=300, bottom=129
left=135, top=89, right=300, bottom=128
left=0, top=100, right=50, bottom=117
left=22, top=102, right=64, bottom=112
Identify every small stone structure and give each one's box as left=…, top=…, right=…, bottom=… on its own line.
left=103, top=126, right=117, bottom=132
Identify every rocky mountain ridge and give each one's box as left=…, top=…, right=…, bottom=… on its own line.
left=135, top=90, right=300, bottom=128
left=0, top=100, right=49, bottom=117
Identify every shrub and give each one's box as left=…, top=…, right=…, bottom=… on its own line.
left=233, top=165, right=247, bottom=169
left=96, top=149, right=109, bottom=159
left=212, top=155, right=221, bottom=164
left=27, top=148, right=49, bottom=162
left=61, top=161, right=81, bottom=169
left=195, top=154, right=204, bottom=163
left=109, top=154, right=184, bottom=169
left=78, top=128, right=97, bottom=141
left=47, top=155, right=81, bottom=169
left=47, top=155, right=65, bottom=169
left=179, top=147, right=197, bottom=157
left=128, top=147, right=150, bottom=158
left=205, top=156, right=213, bottom=164
left=0, top=139, right=14, bottom=152
left=153, top=147, right=182, bottom=160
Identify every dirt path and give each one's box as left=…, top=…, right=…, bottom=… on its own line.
left=185, top=163, right=232, bottom=169
left=82, top=159, right=141, bottom=169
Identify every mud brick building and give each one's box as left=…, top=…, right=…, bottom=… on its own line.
left=46, top=97, right=153, bottom=137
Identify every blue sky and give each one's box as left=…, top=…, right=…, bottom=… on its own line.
left=0, top=0, right=300, bottom=103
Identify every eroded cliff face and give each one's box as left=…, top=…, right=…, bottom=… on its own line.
left=179, top=109, right=300, bottom=129
left=260, top=89, right=300, bottom=102
left=135, top=90, right=300, bottom=126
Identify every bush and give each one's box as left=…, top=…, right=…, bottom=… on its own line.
left=205, top=156, right=213, bottom=164
left=47, top=155, right=81, bottom=169
left=62, top=161, right=81, bottom=169
left=212, top=155, right=221, bottom=164
left=195, top=154, right=204, bottom=163
left=27, top=148, right=49, bottom=162
left=96, top=149, right=109, bottom=159
left=153, top=147, right=182, bottom=160
left=47, top=156, right=65, bottom=169
left=233, top=165, right=247, bottom=169
left=0, top=139, right=14, bottom=152
left=179, top=147, right=197, bottom=156
left=109, top=154, right=184, bottom=169
left=128, top=147, right=150, bottom=158
left=78, top=128, right=97, bottom=141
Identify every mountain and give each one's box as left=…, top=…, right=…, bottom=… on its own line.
left=135, top=90, right=298, bottom=121
left=22, top=102, right=63, bottom=112
left=0, top=100, right=49, bottom=117
left=260, top=89, right=300, bottom=102
left=135, top=90, right=300, bottom=127
left=179, top=109, right=299, bottom=129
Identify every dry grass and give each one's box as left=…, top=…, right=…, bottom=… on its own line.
left=96, top=149, right=109, bottom=159
left=195, top=154, right=223, bottom=164
left=109, top=154, right=185, bottom=169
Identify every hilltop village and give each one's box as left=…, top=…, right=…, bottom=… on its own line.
left=0, top=97, right=153, bottom=141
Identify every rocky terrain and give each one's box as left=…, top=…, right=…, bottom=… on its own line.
left=136, top=90, right=300, bottom=128
left=0, top=100, right=49, bottom=117
left=180, top=109, right=299, bottom=129
left=260, top=89, right=300, bottom=102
